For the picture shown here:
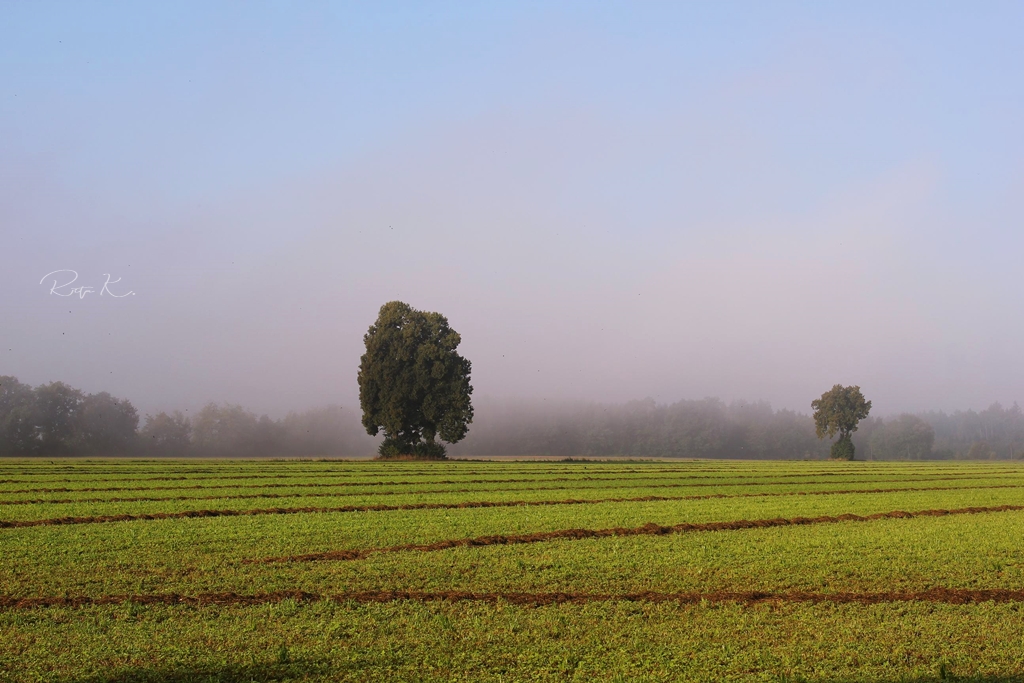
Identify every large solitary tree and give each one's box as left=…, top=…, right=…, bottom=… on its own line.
left=358, top=301, right=473, bottom=459
left=811, top=384, right=872, bottom=460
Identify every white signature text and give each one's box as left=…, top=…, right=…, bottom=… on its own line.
left=40, top=270, right=136, bottom=299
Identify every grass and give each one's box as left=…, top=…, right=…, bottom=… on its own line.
left=1, top=459, right=1023, bottom=682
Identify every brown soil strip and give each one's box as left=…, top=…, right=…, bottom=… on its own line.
left=2, top=587, right=1023, bottom=611
left=0, top=467, right=759, bottom=478
left=1, top=473, right=1010, bottom=496
left=0, top=496, right=690, bottom=528
left=251, top=504, right=1024, bottom=564
left=2, top=468, right=751, bottom=483
left=0, top=476, right=663, bottom=493
left=0, top=474, right=633, bottom=484
left=5, top=482, right=1023, bottom=507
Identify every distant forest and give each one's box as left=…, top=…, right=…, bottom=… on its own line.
left=1, top=376, right=1022, bottom=460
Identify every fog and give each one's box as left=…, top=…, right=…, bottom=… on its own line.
left=3, top=3, right=1023, bottom=430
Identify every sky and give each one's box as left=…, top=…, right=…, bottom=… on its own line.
left=2, top=1, right=1023, bottom=419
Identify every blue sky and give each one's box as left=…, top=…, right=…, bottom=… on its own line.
left=2, top=2, right=1023, bottom=416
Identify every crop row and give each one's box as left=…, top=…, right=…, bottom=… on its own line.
left=6, top=495, right=1024, bottom=600
left=3, top=472, right=1015, bottom=497
left=4, top=484, right=1024, bottom=528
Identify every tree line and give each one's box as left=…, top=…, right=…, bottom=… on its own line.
left=448, top=397, right=1024, bottom=461
left=0, top=376, right=374, bottom=457
left=1, top=375, right=1021, bottom=459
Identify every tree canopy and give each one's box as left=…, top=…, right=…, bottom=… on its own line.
left=811, top=384, right=872, bottom=460
left=358, top=301, right=474, bottom=459
left=0, top=377, right=138, bottom=456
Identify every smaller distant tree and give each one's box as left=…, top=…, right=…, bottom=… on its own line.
left=811, top=385, right=872, bottom=460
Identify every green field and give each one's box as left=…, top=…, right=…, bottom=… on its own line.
left=2, top=459, right=1024, bottom=682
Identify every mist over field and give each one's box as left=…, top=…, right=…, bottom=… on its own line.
left=7, top=8, right=1024, bottom=681
left=3, top=3, right=1024, bottom=447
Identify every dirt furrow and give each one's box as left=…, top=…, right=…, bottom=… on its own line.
left=0, top=496, right=689, bottom=528
left=250, top=504, right=1024, bottom=563
left=3, top=587, right=1023, bottom=611
left=5, top=487, right=1024, bottom=529
left=11, top=468, right=1017, bottom=485
left=3, top=482, right=1023, bottom=507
